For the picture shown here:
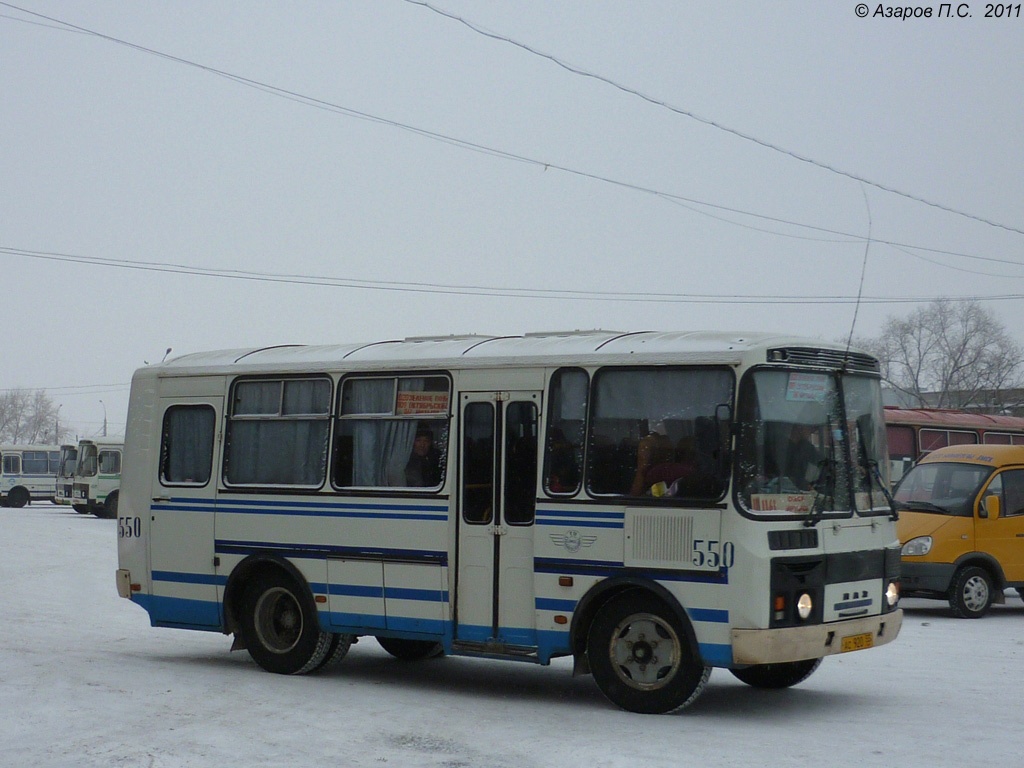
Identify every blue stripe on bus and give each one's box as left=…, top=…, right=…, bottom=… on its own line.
left=535, top=519, right=624, bottom=529
left=698, top=643, right=733, bottom=666
left=534, top=557, right=729, bottom=585
left=536, top=597, right=577, bottom=612
left=153, top=502, right=447, bottom=522
left=536, top=512, right=622, bottom=524
left=133, top=594, right=222, bottom=630
left=157, top=496, right=447, bottom=515
left=151, top=570, right=226, bottom=586
left=688, top=607, right=730, bottom=623
left=214, top=539, right=448, bottom=565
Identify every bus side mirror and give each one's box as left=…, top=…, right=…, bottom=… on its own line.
left=981, top=495, right=1000, bottom=519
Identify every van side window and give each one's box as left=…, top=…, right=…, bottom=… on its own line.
left=999, top=469, right=1024, bottom=517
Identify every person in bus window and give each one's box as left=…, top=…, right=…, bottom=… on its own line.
left=784, top=423, right=821, bottom=491
left=405, top=426, right=441, bottom=487
left=629, top=421, right=675, bottom=495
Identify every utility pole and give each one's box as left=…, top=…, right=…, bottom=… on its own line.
left=99, top=400, right=107, bottom=437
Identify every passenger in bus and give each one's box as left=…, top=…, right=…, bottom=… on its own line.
left=405, top=427, right=441, bottom=487
left=629, top=422, right=675, bottom=496
left=642, top=436, right=700, bottom=496
left=783, top=423, right=821, bottom=491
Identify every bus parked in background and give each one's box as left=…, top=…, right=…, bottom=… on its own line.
left=73, top=437, right=124, bottom=518
left=0, top=444, right=60, bottom=507
left=885, top=407, right=1024, bottom=484
left=116, top=331, right=902, bottom=714
left=55, top=443, right=78, bottom=507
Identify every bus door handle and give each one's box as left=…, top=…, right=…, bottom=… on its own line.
left=152, top=495, right=170, bottom=502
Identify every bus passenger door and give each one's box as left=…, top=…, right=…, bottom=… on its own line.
left=147, top=394, right=223, bottom=629
left=456, top=391, right=541, bottom=650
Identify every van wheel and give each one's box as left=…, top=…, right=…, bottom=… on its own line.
left=731, top=658, right=822, bottom=688
left=376, top=637, right=445, bottom=660
left=587, top=592, right=710, bottom=714
left=948, top=566, right=993, bottom=618
left=240, top=572, right=333, bottom=674
left=7, top=487, right=29, bottom=508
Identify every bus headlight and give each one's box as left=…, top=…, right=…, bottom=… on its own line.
left=901, top=536, right=932, bottom=557
left=797, top=592, right=813, bottom=620
left=886, top=581, right=900, bottom=608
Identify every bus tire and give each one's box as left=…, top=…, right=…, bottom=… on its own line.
left=376, top=637, right=445, bottom=660
left=730, top=658, right=822, bottom=689
left=73, top=504, right=90, bottom=515
left=239, top=571, right=333, bottom=675
left=7, top=487, right=30, bottom=508
left=309, top=633, right=354, bottom=672
left=587, top=592, right=710, bottom=714
left=99, top=491, right=119, bottom=519
left=948, top=566, right=994, bottom=619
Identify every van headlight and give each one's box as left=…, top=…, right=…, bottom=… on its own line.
left=901, top=536, right=932, bottom=557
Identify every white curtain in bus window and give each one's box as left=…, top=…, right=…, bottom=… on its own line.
left=225, top=378, right=331, bottom=486
left=337, top=376, right=449, bottom=489
left=162, top=405, right=216, bottom=485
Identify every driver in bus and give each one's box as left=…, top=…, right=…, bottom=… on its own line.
left=783, top=423, right=821, bottom=491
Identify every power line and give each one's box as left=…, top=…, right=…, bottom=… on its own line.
left=405, top=0, right=1024, bottom=238
left=5, top=1, right=1024, bottom=255
left=4, top=245, right=1024, bottom=306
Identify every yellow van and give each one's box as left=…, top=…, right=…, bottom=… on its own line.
left=894, top=444, right=1024, bottom=617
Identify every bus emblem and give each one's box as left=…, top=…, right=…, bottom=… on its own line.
left=550, top=530, right=596, bottom=553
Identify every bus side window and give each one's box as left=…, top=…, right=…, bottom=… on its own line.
left=543, top=368, right=587, bottom=496
left=161, top=405, right=216, bottom=485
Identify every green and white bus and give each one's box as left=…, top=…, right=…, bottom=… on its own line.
left=1, top=444, right=59, bottom=507
left=73, top=437, right=123, bottom=518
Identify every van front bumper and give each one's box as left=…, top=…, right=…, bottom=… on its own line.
left=731, top=610, right=902, bottom=665
left=899, top=561, right=955, bottom=596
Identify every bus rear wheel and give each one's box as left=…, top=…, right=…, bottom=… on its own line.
left=97, top=491, right=119, bottom=519
left=376, top=637, right=445, bottom=660
left=587, top=592, right=710, bottom=714
left=240, top=572, right=333, bottom=675
left=731, top=658, right=822, bottom=688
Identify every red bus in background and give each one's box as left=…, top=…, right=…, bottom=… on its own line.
left=885, top=406, right=1024, bottom=483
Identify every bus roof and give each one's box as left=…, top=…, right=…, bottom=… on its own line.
left=917, top=444, right=1024, bottom=467
left=135, top=330, right=877, bottom=378
left=884, top=407, right=1024, bottom=431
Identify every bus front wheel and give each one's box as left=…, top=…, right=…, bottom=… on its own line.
left=239, top=572, right=333, bottom=674
left=7, top=487, right=29, bottom=508
left=948, top=566, right=994, bottom=618
left=587, top=592, right=710, bottom=714
left=731, top=658, right=822, bottom=688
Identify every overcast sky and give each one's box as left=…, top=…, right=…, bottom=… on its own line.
left=3, top=1, right=1022, bottom=438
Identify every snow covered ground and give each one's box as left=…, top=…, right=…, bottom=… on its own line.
left=3, top=503, right=1020, bottom=768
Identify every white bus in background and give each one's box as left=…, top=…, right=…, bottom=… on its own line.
left=73, top=437, right=124, bottom=518
left=55, top=443, right=78, bottom=507
left=0, top=444, right=60, bottom=507
left=116, top=331, right=903, bottom=714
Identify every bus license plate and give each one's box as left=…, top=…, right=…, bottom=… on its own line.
left=841, top=632, right=873, bottom=652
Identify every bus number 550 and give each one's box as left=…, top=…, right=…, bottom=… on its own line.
left=118, top=516, right=141, bottom=539
left=692, top=539, right=735, bottom=569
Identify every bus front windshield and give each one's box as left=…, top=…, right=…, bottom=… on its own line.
left=76, top=444, right=98, bottom=478
left=735, top=369, right=891, bottom=517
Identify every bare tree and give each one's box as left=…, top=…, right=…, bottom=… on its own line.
left=0, top=388, right=68, bottom=444
left=857, top=299, right=1024, bottom=411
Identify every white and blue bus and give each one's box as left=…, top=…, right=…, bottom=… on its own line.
left=1, top=444, right=60, bottom=507
left=116, top=331, right=902, bottom=713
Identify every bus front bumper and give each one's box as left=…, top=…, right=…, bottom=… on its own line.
left=731, top=609, right=902, bottom=665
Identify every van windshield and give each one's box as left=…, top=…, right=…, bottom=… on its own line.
left=894, top=461, right=992, bottom=517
